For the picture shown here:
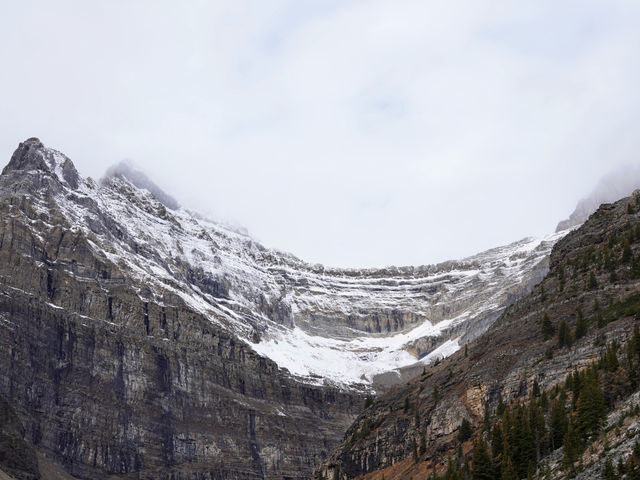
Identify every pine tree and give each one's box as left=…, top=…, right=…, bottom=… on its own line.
left=360, top=418, right=372, bottom=438
left=511, top=404, right=535, bottom=478
left=602, top=457, right=616, bottom=480
left=558, top=266, right=565, bottom=291
left=549, top=392, right=568, bottom=451
left=412, top=438, right=418, bottom=463
left=541, top=313, right=554, bottom=339
left=588, top=271, right=599, bottom=290
left=458, top=418, right=472, bottom=443
left=604, top=344, right=620, bottom=372
left=576, top=371, right=606, bottom=438
left=471, top=439, right=493, bottom=480
left=500, top=456, right=518, bottom=480
left=623, top=239, right=633, bottom=263
left=497, top=395, right=506, bottom=417
left=558, top=320, right=572, bottom=348
left=575, top=309, right=588, bottom=340
left=491, top=423, right=504, bottom=460
left=532, top=379, right=541, bottom=398
left=563, top=421, right=581, bottom=470
left=444, top=457, right=457, bottom=480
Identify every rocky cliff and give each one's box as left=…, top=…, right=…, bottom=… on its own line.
left=319, top=190, right=640, bottom=479
left=0, top=138, right=365, bottom=479
left=0, top=138, right=566, bottom=479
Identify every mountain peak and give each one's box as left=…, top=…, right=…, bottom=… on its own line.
left=103, top=160, right=179, bottom=210
left=3, top=137, right=48, bottom=173
left=2, top=138, right=79, bottom=189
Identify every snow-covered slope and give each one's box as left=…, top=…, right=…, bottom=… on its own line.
left=4, top=139, right=568, bottom=389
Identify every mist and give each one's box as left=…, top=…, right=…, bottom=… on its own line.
left=1, top=1, right=640, bottom=267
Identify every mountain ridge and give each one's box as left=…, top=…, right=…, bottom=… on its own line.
left=318, top=191, right=640, bottom=480
left=0, top=138, right=565, bottom=389
left=0, top=138, right=577, bottom=479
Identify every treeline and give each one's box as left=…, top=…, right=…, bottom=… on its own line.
left=427, top=328, right=640, bottom=480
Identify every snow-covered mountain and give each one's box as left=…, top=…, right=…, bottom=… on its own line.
left=6, top=138, right=567, bottom=389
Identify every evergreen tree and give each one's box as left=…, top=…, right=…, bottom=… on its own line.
left=500, top=456, right=518, bottom=480
left=588, top=271, right=599, bottom=290
left=558, top=320, right=572, bottom=348
left=563, top=421, right=581, bottom=470
left=529, top=398, right=548, bottom=460
left=483, top=402, right=491, bottom=433
left=604, top=344, right=620, bottom=372
left=497, top=396, right=506, bottom=417
left=532, top=379, right=541, bottom=398
left=491, top=423, right=504, bottom=460
left=623, top=240, right=633, bottom=263
left=558, top=266, right=565, bottom=291
left=602, top=457, right=616, bottom=480
left=364, top=395, right=373, bottom=409
left=549, top=392, right=568, bottom=451
left=541, top=313, right=554, bottom=339
left=360, top=418, right=372, bottom=438
left=412, top=438, right=418, bottom=463
left=444, top=457, right=457, bottom=480
left=618, top=457, right=626, bottom=477
left=471, top=439, right=493, bottom=480
left=458, top=418, right=472, bottom=443
left=575, top=309, right=588, bottom=340
left=576, top=371, right=606, bottom=438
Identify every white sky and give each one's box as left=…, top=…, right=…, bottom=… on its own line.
left=1, top=1, right=639, bottom=267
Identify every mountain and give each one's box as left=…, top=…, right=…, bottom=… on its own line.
left=319, top=190, right=640, bottom=479
left=556, top=164, right=640, bottom=232
left=0, top=138, right=567, bottom=479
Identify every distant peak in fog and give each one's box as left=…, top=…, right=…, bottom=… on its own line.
left=556, top=164, right=640, bottom=232
left=103, top=160, right=180, bottom=211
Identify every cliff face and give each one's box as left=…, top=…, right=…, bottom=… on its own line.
left=319, top=191, right=640, bottom=480
left=0, top=138, right=565, bottom=479
left=0, top=139, right=361, bottom=479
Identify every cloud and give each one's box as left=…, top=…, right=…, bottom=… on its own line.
left=1, top=0, right=639, bottom=267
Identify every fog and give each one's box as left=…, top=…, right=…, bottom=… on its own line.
left=1, top=1, right=639, bottom=267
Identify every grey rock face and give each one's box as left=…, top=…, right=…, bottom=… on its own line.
left=2, top=138, right=49, bottom=173
left=2, top=137, right=79, bottom=189
left=0, top=141, right=362, bottom=479
left=0, top=139, right=567, bottom=478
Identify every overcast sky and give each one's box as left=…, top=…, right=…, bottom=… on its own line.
left=1, top=1, right=640, bottom=267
